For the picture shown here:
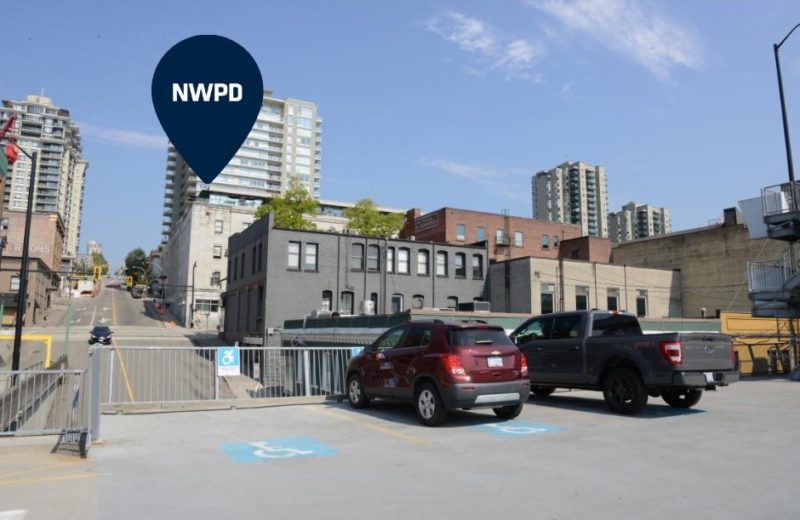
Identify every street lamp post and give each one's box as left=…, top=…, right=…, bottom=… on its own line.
left=775, top=23, right=800, bottom=186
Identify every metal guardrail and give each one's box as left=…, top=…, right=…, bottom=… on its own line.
left=762, top=182, right=800, bottom=216
left=99, top=346, right=357, bottom=405
left=747, top=260, right=787, bottom=292
left=0, top=367, right=90, bottom=455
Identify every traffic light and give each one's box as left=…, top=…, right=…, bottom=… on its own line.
left=126, top=276, right=133, bottom=287
left=93, top=265, right=102, bottom=281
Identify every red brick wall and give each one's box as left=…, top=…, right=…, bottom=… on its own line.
left=558, top=236, right=612, bottom=263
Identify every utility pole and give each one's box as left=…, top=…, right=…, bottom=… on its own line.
left=11, top=150, right=37, bottom=371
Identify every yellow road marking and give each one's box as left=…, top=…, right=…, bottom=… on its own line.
left=109, top=287, right=135, bottom=402
left=0, top=461, right=84, bottom=480
left=312, top=407, right=431, bottom=446
left=0, top=472, right=98, bottom=487
left=0, top=335, right=52, bottom=368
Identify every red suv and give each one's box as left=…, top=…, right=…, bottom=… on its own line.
left=346, top=321, right=530, bottom=426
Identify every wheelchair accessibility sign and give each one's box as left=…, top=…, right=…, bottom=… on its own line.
left=474, top=421, right=564, bottom=436
left=222, top=437, right=337, bottom=463
left=217, top=347, right=240, bottom=376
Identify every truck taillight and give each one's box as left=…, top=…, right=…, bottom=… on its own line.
left=519, top=353, right=528, bottom=377
left=442, top=354, right=467, bottom=376
left=659, top=341, right=683, bottom=366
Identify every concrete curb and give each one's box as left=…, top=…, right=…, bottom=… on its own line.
left=100, top=396, right=339, bottom=415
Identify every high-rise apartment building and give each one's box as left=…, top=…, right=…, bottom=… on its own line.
left=608, top=202, right=671, bottom=243
left=0, top=95, right=88, bottom=263
left=532, top=161, right=608, bottom=238
left=160, top=89, right=322, bottom=329
left=162, top=89, right=321, bottom=242
left=86, top=240, right=102, bottom=255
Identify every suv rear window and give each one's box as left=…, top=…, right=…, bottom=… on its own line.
left=591, top=313, right=642, bottom=336
left=448, top=328, right=513, bottom=346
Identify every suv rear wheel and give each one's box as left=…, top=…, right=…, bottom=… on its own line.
left=531, top=385, right=556, bottom=397
left=415, top=382, right=448, bottom=426
left=493, top=403, right=523, bottom=419
left=602, top=368, right=648, bottom=415
left=347, top=374, right=369, bottom=409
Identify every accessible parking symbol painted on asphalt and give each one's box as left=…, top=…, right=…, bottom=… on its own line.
left=474, top=421, right=564, bottom=436
left=221, top=437, right=337, bottom=463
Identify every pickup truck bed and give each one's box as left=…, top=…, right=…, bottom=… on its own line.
left=511, top=310, right=739, bottom=414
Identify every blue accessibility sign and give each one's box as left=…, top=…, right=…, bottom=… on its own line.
left=217, top=346, right=240, bottom=376
left=221, top=437, right=337, bottom=463
left=474, top=421, right=564, bottom=436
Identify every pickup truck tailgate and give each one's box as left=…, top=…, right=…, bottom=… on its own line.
left=675, top=333, right=735, bottom=371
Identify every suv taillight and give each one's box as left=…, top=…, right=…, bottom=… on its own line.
left=442, top=354, right=467, bottom=377
left=520, top=353, right=528, bottom=377
left=659, top=341, right=683, bottom=366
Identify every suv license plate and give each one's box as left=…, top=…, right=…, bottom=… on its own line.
left=487, top=356, right=503, bottom=368
left=704, top=372, right=714, bottom=383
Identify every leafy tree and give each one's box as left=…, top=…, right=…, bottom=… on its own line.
left=254, top=177, right=318, bottom=230
left=73, top=257, right=89, bottom=276
left=91, top=252, right=109, bottom=275
left=124, top=248, right=151, bottom=285
left=344, top=198, right=404, bottom=237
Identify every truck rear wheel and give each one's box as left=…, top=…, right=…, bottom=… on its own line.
left=602, top=368, right=648, bottom=415
left=662, top=389, right=703, bottom=408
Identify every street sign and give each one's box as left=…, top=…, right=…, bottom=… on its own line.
left=217, top=346, right=240, bottom=376
left=221, top=437, right=337, bottom=463
left=474, top=421, right=564, bottom=436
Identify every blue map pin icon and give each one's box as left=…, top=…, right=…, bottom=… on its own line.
left=151, top=35, right=263, bottom=184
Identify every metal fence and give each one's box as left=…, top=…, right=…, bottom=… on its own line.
left=0, top=367, right=90, bottom=455
left=762, top=182, right=800, bottom=216
left=100, top=346, right=357, bottom=405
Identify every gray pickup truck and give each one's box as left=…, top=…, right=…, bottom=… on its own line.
left=510, top=310, right=739, bottom=414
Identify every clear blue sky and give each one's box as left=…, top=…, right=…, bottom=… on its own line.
left=3, top=0, right=800, bottom=270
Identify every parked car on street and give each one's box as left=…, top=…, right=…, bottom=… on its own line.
left=346, top=321, right=530, bottom=426
left=130, top=286, right=143, bottom=298
left=89, top=325, right=113, bottom=345
left=510, top=310, right=739, bottom=415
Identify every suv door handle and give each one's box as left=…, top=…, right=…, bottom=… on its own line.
left=530, top=347, right=542, bottom=352
left=571, top=346, right=580, bottom=351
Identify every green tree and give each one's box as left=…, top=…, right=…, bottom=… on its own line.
left=91, top=252, right=109, bottom=275
left=73, top=257, right=89, bottom=276
left=344, top=198, right=404, bottom=237
left=254, top=177, right=318, bottom=230
left=124, top=248, right=151, bottom=285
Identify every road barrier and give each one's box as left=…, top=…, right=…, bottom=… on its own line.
left=0, top=365, right=91, bottom=457
left=99, top=346, right=356, bottom=406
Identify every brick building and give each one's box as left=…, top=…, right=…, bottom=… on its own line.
left=400, top=207, right=583, bottom=263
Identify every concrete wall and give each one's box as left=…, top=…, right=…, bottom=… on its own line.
left=611, top=223, right=787, bottom=317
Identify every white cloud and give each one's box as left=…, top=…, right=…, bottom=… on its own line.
left=530, top=0, right=702, bottom=81
left=79, top=122, right=166, bottom=149
left=426, top=11, right=543, bottom=80
left=427, top=158, right=530, bottom=201
left=428, top=158, right=501, bottom=180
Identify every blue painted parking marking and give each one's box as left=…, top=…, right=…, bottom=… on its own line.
left=221, top=437, right=337, bottom=463
left=474, top=421, right=564, bottom=436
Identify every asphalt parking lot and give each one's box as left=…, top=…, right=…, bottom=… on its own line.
left=2, top=377, right=798, bottom=519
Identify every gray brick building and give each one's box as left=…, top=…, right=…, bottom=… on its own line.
left=223, top=214, right=489, bottom=345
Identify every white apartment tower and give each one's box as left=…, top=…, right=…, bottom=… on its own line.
left=0, top=95, right=88, bottom=263
left=608, top=202, right=671, bottom=243
left=532, top=161, right=608, bottom=238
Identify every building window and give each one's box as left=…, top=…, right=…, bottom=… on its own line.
left=636, top=290, right=648, bottom=317
left=214, top=219, right=223, bottom=233
left=241, top=251, right=246, bottom=278
left=398, top=248, right=410, bottom=274
left=541, top=283, right=555, bottom=314
left=576, top=286, right=589, bottom=311
left=211, top=271, right=221, bottom=286
left=541, top=234, right=549, bottom=250
left=553, top=235, right=560, bottom=249
left=496, top=229, right=506, bottom=245
left=514, top=231, right=523, bottom=247
left=417, top=249, right=430, bottom=275
left=387, top=247, right=395, bottom=273
left=472, top=254, right=483, bottom=279
left=213, top=245, right=223, bottom=258
left=436, top=251, right=448, bottom=276
left=454, top=253, right=466, bottom=278
left=446, top=296, right=458, bottom=310
left=370, top=292, right=379, bottom=314
left=288, top=241, right=300, bottom=270
left=195, top=299, right=220, bottom=313
left=321, top=290, right=332, bottom=311
left=476, top=226, right=486, bottom=242
left=252, top=246, right=257, bottom=274
left=351, top=243, right=364, bottom=270
left=367, top=244, right=380, bottom=271
left=10, top=275, right=19, bottom=291
left=233, top=257, right=239, bottom=281
left=258, top=243, right=263, bottom=272
left=607, top=288, right=619, bottom=311
left=391, top=293, right=404, bottom=313
left=340, top=291, right=354, bottom=315
left=412, top=294, right=424, bottom=309
left=305, top=243, right=318, bottom=271
left=456, top=224, right=466, bottom=241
